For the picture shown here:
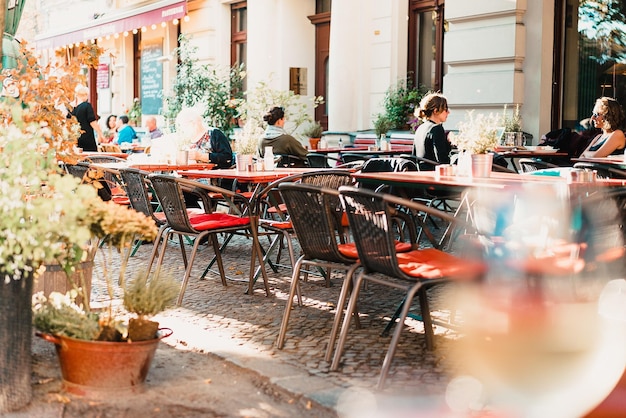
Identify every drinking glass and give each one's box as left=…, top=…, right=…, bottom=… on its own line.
left=447, top=184, right=626, bottom=417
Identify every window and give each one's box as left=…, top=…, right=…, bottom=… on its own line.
left=408, top=0, right=445, bottom=92
left=559, top=0, right=626, bottom=129
left=231, top=2, right=247, bottom=69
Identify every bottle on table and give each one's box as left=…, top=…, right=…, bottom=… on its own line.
left=264, top=146, right=275, bottom=171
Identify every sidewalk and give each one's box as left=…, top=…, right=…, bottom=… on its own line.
left=26, top=234, right=459, bottom=417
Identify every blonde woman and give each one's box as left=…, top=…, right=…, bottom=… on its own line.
left=580, top=97, right=626, bottom=158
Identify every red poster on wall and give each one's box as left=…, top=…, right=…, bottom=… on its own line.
left=96, top=63, right=109, bottom=89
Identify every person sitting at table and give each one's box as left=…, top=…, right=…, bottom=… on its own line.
left=412, top=92, right=451, bottom=170
left=260, top=106, right=308, bottom=166
left=580, top=97, right=626, bottom=158
left=115, top=115, right=137, bottom=146
left=174, top=107, right=233, bottom=169
left=145, top=115, right=163, bottom=139
left=102, top=114, right=117, bottom=143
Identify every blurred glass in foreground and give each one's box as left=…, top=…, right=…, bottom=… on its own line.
left=447, top=183, right=626, bottom=417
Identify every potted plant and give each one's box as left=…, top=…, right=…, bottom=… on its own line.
left=382, top=78, right=428, bottom=131
left=0, top=42, right=174, bottom=409
left=0, top=42, right=108, bottom=412
left=31, top=193, right=180, bottom=397
left=502, top=104, right=524, bottom=146
left=302, top=121, right=324, bottom=149
left=449, top=110, right=502, bottom=177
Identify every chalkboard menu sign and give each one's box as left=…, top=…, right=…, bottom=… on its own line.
left=140, top=41, right=163, bottom=115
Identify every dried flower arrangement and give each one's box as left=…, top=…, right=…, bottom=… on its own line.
left=449, top=110, right=502, bottom=154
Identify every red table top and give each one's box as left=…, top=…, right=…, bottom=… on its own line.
left=352, top=170, right=626, bottom=190
left=80, top=152, right=129, bottom=159
left=178, top=167, right=316, bottom=182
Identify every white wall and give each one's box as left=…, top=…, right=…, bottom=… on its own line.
left=444, top=0, right=526, bottom=131
left=246, top=0, right=315, bottom=99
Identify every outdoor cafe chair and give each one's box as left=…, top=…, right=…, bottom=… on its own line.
left=84, top=156, right=129, bottom=204
left=340, top=152, right=370, bottom=165
left=117, top=167, right=207, bottom=257
left=254, top=170, right=354, bottom=285
left=146, top=174, right=270, bottom=305
left=306, top=152, right=341, bottom=168
left=275, top=153, right=308, bottom=168
left=274, top=183, right=362, bottom=354
left=518, top=158, right=559, bottom=173
left=333, top=186, right=487, bottom=389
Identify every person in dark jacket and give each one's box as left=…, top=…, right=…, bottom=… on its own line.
left=412, top=92, right=451, bottom=169
left=259, top=106, right=308, bottom=164
left=177, top=107, right=233, bottom=168
left=71, top=85, right=106, bottom=151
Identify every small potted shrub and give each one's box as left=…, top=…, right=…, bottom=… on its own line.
left=302, top=121, right=324, bottom=149
left=373, top=113, right=393, bottom=150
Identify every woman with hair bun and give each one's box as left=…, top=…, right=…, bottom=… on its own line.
left=259, top=106, right=308, bottom=165
left=412, top=92, right=451, bottom=168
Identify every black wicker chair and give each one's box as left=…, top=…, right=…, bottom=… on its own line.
left=254, top=170, right=354, bottom=283
left=306, top=152, right=341, bottom=168
left=146, top=174, right=270, bottom=304
left=518, top=158, right=559, bottom=173
left=334, top=186, right=487, bottom=389
left=275, top=183, right=361, bottom=356
left=340, top=152, right=371, bottom=165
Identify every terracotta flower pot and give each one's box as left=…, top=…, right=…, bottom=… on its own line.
left=309, top=137, right=321, bottom=150
left=38, top=328, right=172, bottom=398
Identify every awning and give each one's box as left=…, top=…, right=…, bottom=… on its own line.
left=35, top=0, right=187, bottom=50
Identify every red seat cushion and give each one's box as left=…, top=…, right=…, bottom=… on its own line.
left=261, top=220, right=292, bottom=230
left=267, top=203, right=287, bottom=214
left=188, top=213, right=250, bottom=231
left=337, top=241, right=413, bottom=260
left=153, top=208, right=204, bottom=223
left=506, top=242, right=586, bottom=276
left=112, top=196, right=130, bottom=205
left=397, top=248, right=486, bottom=280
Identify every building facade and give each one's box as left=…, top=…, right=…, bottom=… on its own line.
left=24, top=0, right=622, bottom=142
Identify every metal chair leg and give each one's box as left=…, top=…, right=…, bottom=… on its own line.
left=276, top=256, right=306, bottom=349
left=331, top=272, right=366, bottom=371
left=377, top=282, right=423, bottom=389
left=325, top=263, right=360, bottom=362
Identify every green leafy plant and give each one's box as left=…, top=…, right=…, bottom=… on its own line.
left=163, top=34, right=245, bottom=135
left=382, top=77, right=429, bottom=130
left=302, top=121, right=324, bottom=138
left=373, top=113, right=392, bottom=137
left=128, top=98, right=142, bottom=126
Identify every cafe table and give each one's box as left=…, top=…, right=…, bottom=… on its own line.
left=493, top=147, right=569, bottom=172
left=177, top=167, right=321, bottom=290
left=572, top=155, right=626, bottom=168
left=80, top=151, right=129, bottom=159
left=352, top=170, right=626, bottom=247
left=309, top=146, right=368, bottom=154
left=336, top=146, right=414, bottom=157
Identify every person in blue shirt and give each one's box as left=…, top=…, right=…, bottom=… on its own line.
left=115, top=115, right=137, bottom=145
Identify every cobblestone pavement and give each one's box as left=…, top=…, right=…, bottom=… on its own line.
left=89, top=231, right=462, bottom=416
